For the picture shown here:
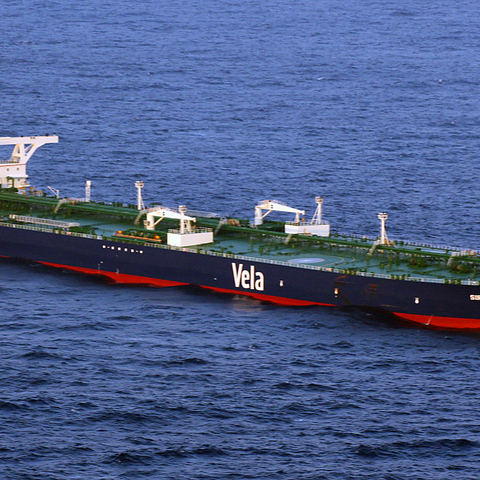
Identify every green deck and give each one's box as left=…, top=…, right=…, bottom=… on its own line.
left=0, top=190, right=478, bottom=285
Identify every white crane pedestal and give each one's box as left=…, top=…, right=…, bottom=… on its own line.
left=285, top=223, right=330, bottom=237
left=167, top=229, right=214, bottom=247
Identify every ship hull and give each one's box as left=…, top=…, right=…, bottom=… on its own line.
left=1, top=224, right=480, bottom=330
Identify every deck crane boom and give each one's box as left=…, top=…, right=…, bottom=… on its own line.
left=144, top=205, right=196, bottom=233
left=144, top=205, right=214, bottom=247
left=268, top=196, right=331, bottom=238
left=254, top=200, right=305, bottom=226
left=0, top=135, right=58, bottom=190
left=47, top=186, right=60, bottom=199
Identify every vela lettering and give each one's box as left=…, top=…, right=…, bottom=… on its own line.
left=232, top=263, right=265, bottom=291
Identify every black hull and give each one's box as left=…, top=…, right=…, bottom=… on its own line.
left=1, top=225, right=480, bottom=329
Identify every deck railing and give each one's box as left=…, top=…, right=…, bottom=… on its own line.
left=334, top=231, right=480, bottom=255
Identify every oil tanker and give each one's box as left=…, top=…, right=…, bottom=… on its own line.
left=1, top=135, right=479, bottom=330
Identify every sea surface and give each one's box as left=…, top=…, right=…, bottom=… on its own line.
left=2, top=1, right=480, bottom=478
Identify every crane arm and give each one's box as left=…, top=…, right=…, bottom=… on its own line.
left=147, top=208, right=195, bottom=222
left=145, top=206, right=196, bottom=233
left=256, top=200, right=305, bottom=215
left=254, top=200, right=305, bottom=226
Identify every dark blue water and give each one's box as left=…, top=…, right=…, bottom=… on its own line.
left=2, top=1, right=480, bottom=478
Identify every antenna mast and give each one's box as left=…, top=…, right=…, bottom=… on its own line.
left=135, top=181, right=145, bottom=210
left=378, top=212, right=389, bottom=245
left=85, top=180, right=92, bottom=202
left=311, top=196, right=324, bottom=225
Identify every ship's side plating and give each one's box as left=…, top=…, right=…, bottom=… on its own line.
left=1, top=224, right=479, bottom=329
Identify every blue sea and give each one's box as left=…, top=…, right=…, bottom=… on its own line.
left=2, top=1, right=480, bottom=478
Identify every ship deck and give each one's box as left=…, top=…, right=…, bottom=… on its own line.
left=208, top=234, right=475, bottom=282
left=53, top=214, right=480, bottom=284
left=0, top=192, right=478, bottom=285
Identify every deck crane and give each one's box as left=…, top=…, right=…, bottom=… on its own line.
left=256, top=197, right=331, bottom=237
left=0, top=135, right=58, bottom=190
left=144, top=205, right=213, bottom=247
left=254, top=200, right=305, bottom=226
left=47, top=186, right=60, bottom=199
left=144, top=205, right=196, bottom=233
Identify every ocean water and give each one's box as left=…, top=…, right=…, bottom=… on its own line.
left=2, top=0, right=480, bottom=478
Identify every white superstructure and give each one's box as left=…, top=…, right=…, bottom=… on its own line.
left=0, top=135, right=58, bottom=190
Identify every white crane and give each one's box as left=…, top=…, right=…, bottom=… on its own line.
left=47, top=186, right=60, bottom=198
left=283, top=196, right=331, bottom=237
left=144, top=205, right=214, bottom=247
left=254, top=200, right=305, bottom=226
left=0, top=135, right=58, bottom=190
left=144, top=205, right=196, bottom=233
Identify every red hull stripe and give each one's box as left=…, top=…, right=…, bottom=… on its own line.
left=39, top=261, right=335, bottom=306
left=25, top=261, right=480, bottom=329
left=38, top=262, right=188, bottom=287
left=393, top=312, right=480, bottom=330
left=203, top=285, right=336, bottom=307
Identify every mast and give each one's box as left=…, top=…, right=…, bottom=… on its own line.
left=378, top=212, right=389, bottom=245
left=135, top=181, right=145, bottom=210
